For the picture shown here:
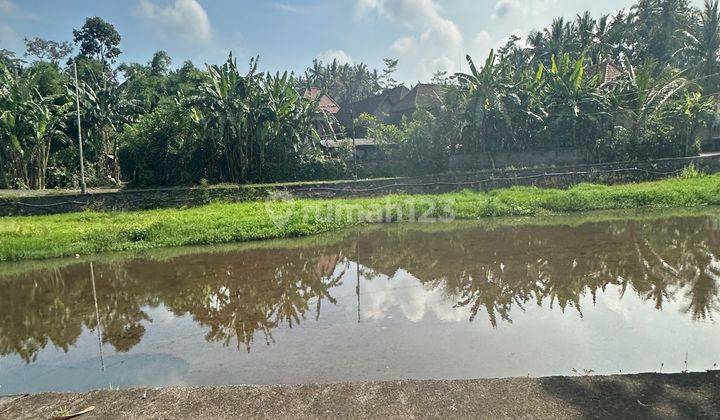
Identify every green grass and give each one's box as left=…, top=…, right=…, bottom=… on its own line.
left=2, top=174, right=720, bottom=262
left=2, top=205, right=717, bottom=278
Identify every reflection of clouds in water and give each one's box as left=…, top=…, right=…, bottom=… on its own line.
left=360, top=268, right=470, bottom=323
left=208, top=286, right=231, bottom=311
left=598, top=285, right=632, bottom=320
left=144, top=304, right=179, bottom=324
left=707, top=254, right=720, bottom=281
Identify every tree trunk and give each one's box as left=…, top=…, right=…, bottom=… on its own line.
left=113, top=135, right=120, bottom=183
left=486, top=150, right=496, bottom=170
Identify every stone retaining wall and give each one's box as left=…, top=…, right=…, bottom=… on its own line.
left=449, top=148, right=587, bottom=171
left=1, top=154, right=717, bottom=216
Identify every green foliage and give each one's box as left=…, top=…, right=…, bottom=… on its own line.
left=188, top=54, right=343, bottom=184
left=678, top=162, right=705, bottom=179
left=298, top=58, right=384, bottom=106
left=0, top=61, right=73, bottom=190
left=2, top=2, right=720, bottom=191
left=24, top=37, right=73, bottom=64
left=72, top=17, right=122, bottom=65
left=118, top=103, right=200, bottom=186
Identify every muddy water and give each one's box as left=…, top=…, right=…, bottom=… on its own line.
left=1, top=212, right=720, bottom=393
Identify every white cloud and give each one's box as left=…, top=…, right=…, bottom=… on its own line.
left=492, top=0, right=565, bottom=23
left=316, top=49, right=353, bottom=65
left=492, top=0, right=520, bottom=21
left=357, top=0, right=442, bottom=27
left=273, top=2, right=304, bottom=13
left=357, top=0, right=465, bottom=81
left=0, top=0, right=16, bottom=14
left=469, top=30, right=493, bottom=61
left=360, top=269, right=470, bottom=323
left=136, top=0, right=212, bottom=43
left=0, top=22, right=18, bottom=48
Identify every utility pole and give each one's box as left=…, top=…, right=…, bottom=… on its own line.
left=74, top=60, right=87, bottom=195
left=351, top=108, right=358, bottom=180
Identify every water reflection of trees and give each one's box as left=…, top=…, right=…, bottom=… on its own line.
left=155, top=249, right=346, bottom=351
left=358, top=216, right=720, bottom=326
left=1, top=215, right=719, bottom=362
left=0, top=246, right=347, bottom=362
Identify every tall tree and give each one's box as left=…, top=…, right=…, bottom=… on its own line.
left=24, top=37, right=73, bottom=64
left=629, top=0, right=693, bottom=65
left=73, top=17, right=122, bottom=69
left=0, top=49, right=24, bottom=73
left=150, top=50, right=172, bottom=76
left=380, top=58, right=399, bottom=89
left=677, top=0, right=720, bottom=92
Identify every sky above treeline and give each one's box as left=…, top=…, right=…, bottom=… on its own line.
left=0, top=0, right=707, bottom=82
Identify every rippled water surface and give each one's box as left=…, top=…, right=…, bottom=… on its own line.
left=2, top=211, right=720, bottom=393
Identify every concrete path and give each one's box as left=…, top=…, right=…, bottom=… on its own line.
left=2, top=372, right=719, bottom=419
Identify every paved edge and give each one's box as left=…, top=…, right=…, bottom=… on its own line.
left=2, top=372, right=720, bottom=419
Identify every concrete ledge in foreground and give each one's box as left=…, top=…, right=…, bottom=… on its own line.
left=2, top=372, right=720, bottom=419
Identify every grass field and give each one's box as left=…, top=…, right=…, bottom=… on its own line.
left=2, top=173, right=720, bottom=262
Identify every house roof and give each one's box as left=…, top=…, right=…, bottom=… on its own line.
left=392, top=83, right=443, bottom=113
left=303, top=88, right=341, bottom=114
left=343, top=85, right=410, bottom=116
left=589, top=61, right=626, bottom=85
left=339, top=84, right=442, bottom=125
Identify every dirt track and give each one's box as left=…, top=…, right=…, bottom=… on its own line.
left=2, top=372, right=720, bottom=419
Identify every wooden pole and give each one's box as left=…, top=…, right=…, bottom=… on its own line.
left=351, top=108, right=358, bottom=180
left=74, top=60, right=87, bottom=195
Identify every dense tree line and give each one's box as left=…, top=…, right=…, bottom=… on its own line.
left=2, top=0, right=720, bottom=189
left=364, top=0, right=720, bottom=175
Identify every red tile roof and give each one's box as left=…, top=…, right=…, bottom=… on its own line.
left=588, top=61, right=626, bottom=85
left=304, top=88, right=341, bottom=114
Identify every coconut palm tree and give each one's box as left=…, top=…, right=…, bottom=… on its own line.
left=575, top=11, right=597, bottom=55
left=676, top=0, right=720, bottom=92
left=630, top=0, right=693, bottom=65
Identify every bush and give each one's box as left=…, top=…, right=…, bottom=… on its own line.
left=678, top=163, right=704, bottom=180
left=119, top=103, right=201, bottom=187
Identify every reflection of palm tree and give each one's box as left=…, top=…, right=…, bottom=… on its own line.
left=158, top=248, right=348, bottom=352
left=3, top=213, right=720, bottom=361
left=682, top=252, right=720, bottom=320
left=354, top=215, right=720, bottom=327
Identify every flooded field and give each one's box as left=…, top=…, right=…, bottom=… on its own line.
left=1, top=210, right=720, bottom=393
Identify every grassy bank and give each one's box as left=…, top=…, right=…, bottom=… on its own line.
left=2, top=174, right=720, bottom=262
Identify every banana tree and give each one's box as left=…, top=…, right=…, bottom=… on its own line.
left=0, top=62, right=73, bottom=189
left=27, top=98, right=73, bottom=189
left=540, top=53, right=608, bottom=160
left=80, top=70, right=138, bottom=183
left=0, top=62, right=35, bottom=187
left=194, top=54, right=259, bottom=182
left=193, top=54, right=326, bottom=183
left=455, top=50, right=518, bottom=168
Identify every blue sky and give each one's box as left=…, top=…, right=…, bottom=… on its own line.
left=0, top=0, right=707, bottom=82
